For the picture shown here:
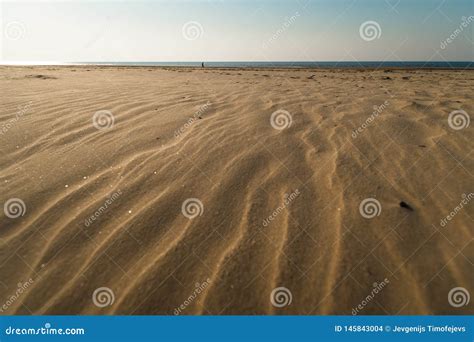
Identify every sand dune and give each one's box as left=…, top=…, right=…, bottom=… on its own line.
left=0, top=66, right=472, bottom=315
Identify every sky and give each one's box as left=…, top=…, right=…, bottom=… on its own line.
left=0, top=0, right=473, bottom=62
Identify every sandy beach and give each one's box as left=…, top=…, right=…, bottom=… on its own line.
left=0, top=66, right=472, bottom=315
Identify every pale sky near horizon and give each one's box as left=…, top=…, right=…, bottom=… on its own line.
left=0, top=0, right=473, bottom=62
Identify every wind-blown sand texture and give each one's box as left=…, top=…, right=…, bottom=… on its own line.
left=0, top=66, right=472, bottom=315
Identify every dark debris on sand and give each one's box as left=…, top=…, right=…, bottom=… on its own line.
left=26, top=74, right=57, bottom=80
left=399, top=201, right=414, bottom=211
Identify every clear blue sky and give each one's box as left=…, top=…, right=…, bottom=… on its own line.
left=1, top=0, right=472, bottom=62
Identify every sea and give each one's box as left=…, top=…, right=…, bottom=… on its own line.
left=3, top=61, right=473, bottom=69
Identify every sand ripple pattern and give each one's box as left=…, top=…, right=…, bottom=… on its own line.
left=0, top=67, right=472, bottom=315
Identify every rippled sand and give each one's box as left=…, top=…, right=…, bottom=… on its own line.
left=0, top=66, right=472, bottom=315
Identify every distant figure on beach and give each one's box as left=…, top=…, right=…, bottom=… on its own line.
left=202, top=62, right=204, bottom=68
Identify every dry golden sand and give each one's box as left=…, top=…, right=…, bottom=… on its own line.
left=0, top=66, right=472, bottom=315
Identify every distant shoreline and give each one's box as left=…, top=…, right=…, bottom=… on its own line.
left=0, top=65, right=473, bottom=72
left=1, top=61, right=473, bottom=70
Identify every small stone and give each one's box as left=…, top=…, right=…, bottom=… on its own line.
left=399, top=201, right=414, bottom=211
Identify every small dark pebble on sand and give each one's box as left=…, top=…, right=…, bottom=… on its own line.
left=399, top=201, right=414, bottom=211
